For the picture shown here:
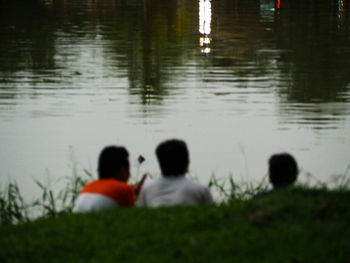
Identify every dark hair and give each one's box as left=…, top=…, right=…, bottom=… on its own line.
left=269, top=153, right=298, bottom=188
left=98, top=146, right=129, bottom=179
left=155, top=139, right=189, bottom=176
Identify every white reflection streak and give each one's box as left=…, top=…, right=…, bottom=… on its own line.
left=338, top=0, right=344, bottom=26
left=199, top=0, right=211, bottom=35
left=199, top=0, right=212, bottom=54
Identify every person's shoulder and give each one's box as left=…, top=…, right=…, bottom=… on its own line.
left=112, top=178, right=129, bottom=185
left=101, top=178, right=134, bottom=192
left=140, top=177, right=161, bottom=190
left=183, top=177, right=209, bottom=191
left=80, top=179, right=101, bottom=192
left=182, top=177, right=213, bottom=203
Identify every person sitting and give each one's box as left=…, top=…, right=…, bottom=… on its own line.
left=73, top=146, right=146, bottom=213
left=255, top=152, right=298, bottom=198
left=137, top=139, right=213, bottom=207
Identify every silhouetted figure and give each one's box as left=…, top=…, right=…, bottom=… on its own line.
left=255, top=153, right=298, bottom=198
left=137, top=139, right=213, bottom=207
left=73, top=146, right=146, bottom=212
left=269, top=153, right=298, bottom=189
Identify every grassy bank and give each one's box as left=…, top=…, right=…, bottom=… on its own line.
left=0, top=172, right=267, bottom=225
left=0, top=187, right=349, bottom=263
left=0, top=170, right=93, bottom=225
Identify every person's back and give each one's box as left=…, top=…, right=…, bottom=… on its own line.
left=138, top=176, right=212, bottom=207
left=137, top=139, right=213, bottom=207
left=269, top=153, right=298, bottom=190
left=73, top=178, right=135, bottom=212
left=73, top=146, right=145, bottom=212
left=254, top=152, right=298, bottom=198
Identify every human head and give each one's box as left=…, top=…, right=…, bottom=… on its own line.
left=98, top=146, right=130, bottom=181
left=268, top=153, right=298, bottom=189
left=155, top=139, right=189, bottom=176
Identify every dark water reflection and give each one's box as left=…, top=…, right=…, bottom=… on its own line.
left=1, top=0, right=349, bottom=106
left=0, top=0, right=350, bottom=195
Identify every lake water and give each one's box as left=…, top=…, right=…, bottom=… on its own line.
left=1, top=0, right=350, bottom=198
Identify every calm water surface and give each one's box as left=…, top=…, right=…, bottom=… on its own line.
left=1, top=0, right=350, bottom=198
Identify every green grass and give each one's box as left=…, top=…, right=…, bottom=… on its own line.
left=0, top=171, right=268, bottom=225
left=0, top=168, right=348, bottom=225
left=0, top=187, right=349, bottom=263
left=0, top=169, right=92, bottom=225
left=0, top=170, right=349, bottom=262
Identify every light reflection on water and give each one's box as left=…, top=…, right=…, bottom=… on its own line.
left=0, top=0, right=350, bottom=198
left=199, top=0, right=211, bottom=54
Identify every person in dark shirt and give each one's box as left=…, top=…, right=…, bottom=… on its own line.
left=255, top=153, right=298, bottom=198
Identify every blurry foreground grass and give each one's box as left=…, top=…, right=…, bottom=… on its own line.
left=0, top=169, right=92, bottom=225
left=0, top=167, right=349, bottom=225
left=0, top=170, right=269, bottom=225
left=0, top=187, right=349, bottom=263
left=0, top=168, right=349, bottom=262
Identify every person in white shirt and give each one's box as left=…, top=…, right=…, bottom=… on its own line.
left=137, top=139, right=213, bottom=207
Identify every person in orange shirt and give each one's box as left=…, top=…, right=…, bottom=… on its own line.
left=73, top=146, right=146, bottom=212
